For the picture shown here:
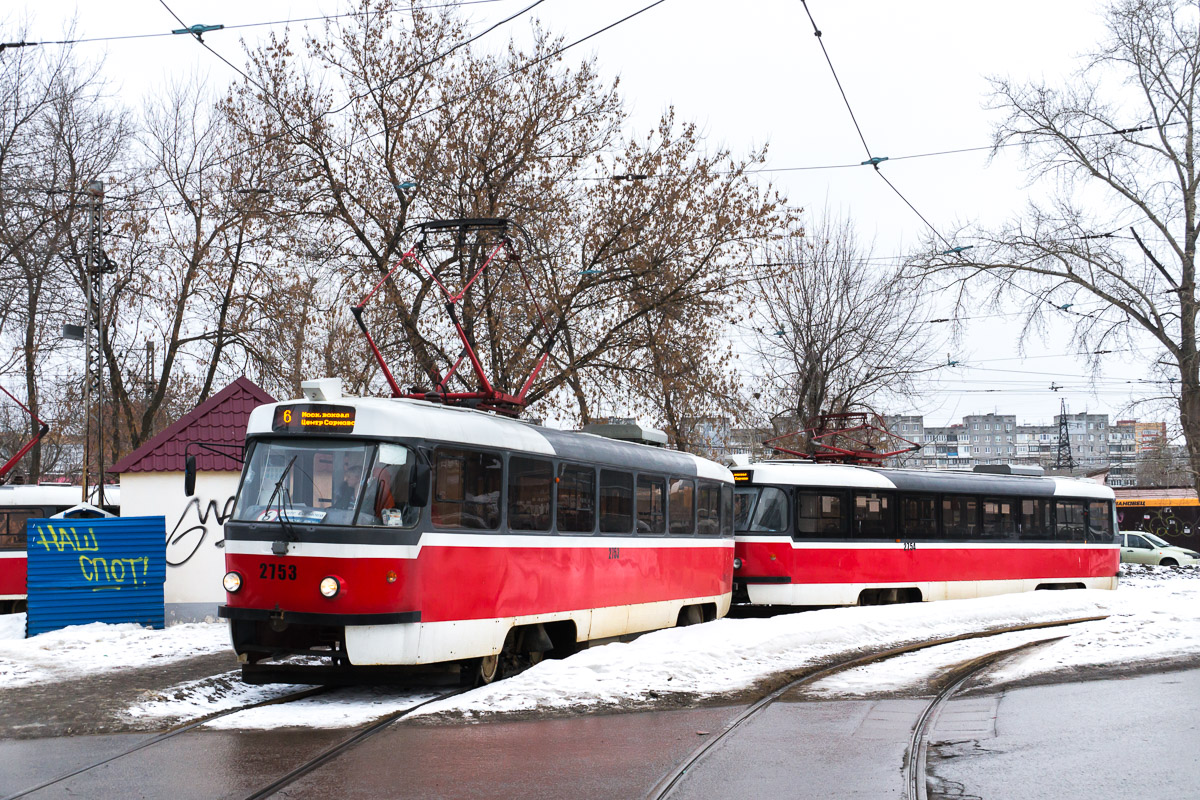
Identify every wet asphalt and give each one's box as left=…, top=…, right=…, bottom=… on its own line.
left=2, top=668, right=1197, bottom=799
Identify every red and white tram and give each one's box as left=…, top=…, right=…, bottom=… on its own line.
left=217, top=385, right=735, bottom=684
left=731, top=462, right=1119, bottom=607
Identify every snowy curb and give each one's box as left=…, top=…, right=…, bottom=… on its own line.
left=410, top=590, right=1116, bottom=719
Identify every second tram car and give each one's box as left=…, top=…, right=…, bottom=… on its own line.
left=218, top=386, right=735, bottom=683
left=731, top=462, right=1118, bottom=607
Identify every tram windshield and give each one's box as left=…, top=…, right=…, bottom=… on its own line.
left=734, top=486, right=789, bottom=533
left=233, top=439, right=420, bottom=528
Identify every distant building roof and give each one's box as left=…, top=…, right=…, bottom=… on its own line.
left=110, top=378, right=276, bottom=474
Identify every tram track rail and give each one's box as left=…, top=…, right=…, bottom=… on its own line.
left=645, top=614, right=1106, bottom=800
left=0, top=682, right=463, bottom=800
left=240, top=686, right=469, bottom=800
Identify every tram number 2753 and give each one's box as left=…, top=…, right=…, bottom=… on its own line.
left=260, top=563, right=298, bottom=580
left=608, top=547, right=620, bottom=560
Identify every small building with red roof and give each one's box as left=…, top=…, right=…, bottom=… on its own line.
left=112, top=377, right=275, bottom=623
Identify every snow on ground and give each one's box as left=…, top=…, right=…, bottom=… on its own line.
left=409, top=590, right=1115, bottom=719
left=124, top=670, right=306, bottom=725
left=2, top=566, right=1198, bottom=728
left=201, top=687, right=444, bottom=730
left=121, top=668, right=443, bottom=731
left=984, top=565, right=1200, bottom=686
left=0, top=616, right=229, bottom=688
left=803, top=565, right=1200, bottom=698
left=411, top=567, right=1200, bottom=719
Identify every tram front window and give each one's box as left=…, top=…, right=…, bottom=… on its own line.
left=734, top=486, right=789, bottom=533
left=234, top=440, right=414, bottom=527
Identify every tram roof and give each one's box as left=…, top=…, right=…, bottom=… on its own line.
left=737, top=461, right=1113, bottom=500
left=0, top=484, right=121, bottom=507
left=246, top=397, right=730, bottom=481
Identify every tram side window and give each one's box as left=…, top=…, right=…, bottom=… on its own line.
left=669, top=479, right=695, bottom=534
left=1020, top=498, right=1052, bottom=541
left=636, top=476, right=666, bottom=534
left=796, top=492, right=843, bottom=538
left=982, top=498, right=1018, bottom=540
left=599, top=470, right=633, bottom=533
left=1086, top=500, right=1115, bottom=543
left=508, top=457, right=552, bottom=531
left=853, top=492, right=893, bottom=538
left=1, top=508, right=37, bottom=548
left=356, top=443, right=420, bottom=528
left=1055, top=500, right=1087, bottom=542
left=942, top=496, right=979, bottom=540
left=722, top=485, right=733, bottom=538
left=697, top=483, right=721, bottom=535
left=900, top=495, right=937, bottom=539
left=557, top=465, right=595, bottom=533
left=432, top=448, right=502, bottom=530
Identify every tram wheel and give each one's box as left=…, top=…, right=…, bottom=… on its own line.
left=472, top=653, right=501, bottom=686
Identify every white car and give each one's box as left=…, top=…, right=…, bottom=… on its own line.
left=1120, top=531, right=1200, bottom=567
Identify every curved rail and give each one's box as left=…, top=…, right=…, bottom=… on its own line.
left=1, top=684, right=333, bottom=800
left=646, top=615, right=1104, bottom=800
left=239, top=686, right=469, bottom=800
left=904, top=638, right=1063, bottom=800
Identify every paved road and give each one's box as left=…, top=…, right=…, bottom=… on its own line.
left=927, top=668, right=1200, bottom=800
left=3, top=667, right=1197, bottom=799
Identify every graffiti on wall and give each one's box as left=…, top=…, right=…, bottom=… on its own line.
left=167, top=495, right=235, bottom=567
left=31, top=522, right=154, bottom=590
left=1117, top=500, right=1200, bottom=553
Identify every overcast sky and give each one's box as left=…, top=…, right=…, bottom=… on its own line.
left=8, top=0, right=1164, bottom=427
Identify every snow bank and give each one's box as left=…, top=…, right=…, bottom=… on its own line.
left=0, top=617, right=229, bottom=688
left=409, top=589, right=1117, bottom=719
left=413, top=568, right=1200, bottom=717
left=4, top=566, right=1197, bottom=728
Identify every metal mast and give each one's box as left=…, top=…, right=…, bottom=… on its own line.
left=81, top=180, right=105, bottom=505
left=1054, top=398, right=1076, bottom=470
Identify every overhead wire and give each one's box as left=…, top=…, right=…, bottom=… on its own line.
left=0, top=0, right=514, bottom=47
left=100, top=0, right=670, bottom=210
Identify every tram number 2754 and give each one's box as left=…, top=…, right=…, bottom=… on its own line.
left=260, top=563, right=298, bottom=580
left=901, top=541, right=917, bottom=551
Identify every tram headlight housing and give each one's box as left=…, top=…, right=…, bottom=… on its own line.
left=733, top=557, right=743, bottom=570
left=223, top=571, right=243, bottom=593
left=319, top=576, right=341, bottom=598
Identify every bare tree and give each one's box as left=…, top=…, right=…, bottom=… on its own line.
left=911, top=0, right=1200, bottom=497
left=749, top=211, right=937, bottom=442
left=222, top=1, right=791, bottom=428
left=0, top=28, right=128, bottom=479
left=94, top=76, right=279, bottom=454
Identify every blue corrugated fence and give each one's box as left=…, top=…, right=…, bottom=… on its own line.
left=25, top=516, right=166, bottom=637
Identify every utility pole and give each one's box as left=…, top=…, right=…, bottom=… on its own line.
left=81, top=180, right=105, bottom=505
left=1055, top=398, right=1076, bottom=471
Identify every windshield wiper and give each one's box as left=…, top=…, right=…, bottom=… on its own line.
left=265, top=456, right=298, bottom=553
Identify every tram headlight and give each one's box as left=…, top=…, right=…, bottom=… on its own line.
left=319, top=576, right=341, bottom=598
left=733, top=557, right=743, bottom=570
left=223, top=571, right=243, bottom=593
